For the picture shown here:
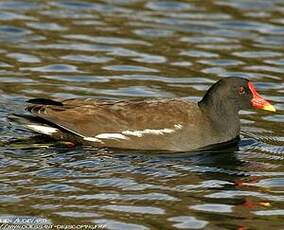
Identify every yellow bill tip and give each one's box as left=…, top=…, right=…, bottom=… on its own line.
left=263, top=104, right=276, bottom=112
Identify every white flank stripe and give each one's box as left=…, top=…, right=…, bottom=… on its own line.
left=26, top=125, right=58, bottom=135
left=95, top=133, right=129, bottom=140
left=122, top=130, right=143, bottom=137
left=174, top=124, right=183, bottom=129
left=83, top=137, right=104, bottom=143
left=122, top=128, right=175, bottom=137
left=143, top=128, right=175, bottom=135
left=93, top=124, right=183, bottom=141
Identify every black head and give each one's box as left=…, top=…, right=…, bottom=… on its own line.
left=199, top=77, right=275, bottom=115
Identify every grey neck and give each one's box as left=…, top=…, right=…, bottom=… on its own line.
left=198, top=99, right=240, bottom=137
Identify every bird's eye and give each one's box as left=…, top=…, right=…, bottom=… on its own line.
left=239, top=87, right=245, bottom=95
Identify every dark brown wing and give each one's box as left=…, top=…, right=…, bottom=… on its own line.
left=26, top=98, right=203, bottom=151
left=27, top=98, right=195, bottom=134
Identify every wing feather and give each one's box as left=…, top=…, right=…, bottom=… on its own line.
left=26, top=98, right=197, bottom=139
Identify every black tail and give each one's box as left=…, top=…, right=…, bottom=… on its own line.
left=8, top=113, right=44, bottom=125
left=27, top=98, right=63, bottom=106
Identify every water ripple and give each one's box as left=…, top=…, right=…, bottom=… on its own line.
left=22, top=64, right=80, bottom=73
left=146, top=1, right=192, bottom=11
left=168, top=216, right=208, bottom=229
left=102, top=205, right=165, bottom=214
left=6, top=53, right=41, bottom=63
left=103, top=65, right=159, bottom=72
left=93, top=219, right=149, bottom=230
left=190, top=204, right=233, bottom=213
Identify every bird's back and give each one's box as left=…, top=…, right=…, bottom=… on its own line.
left=25, top=98, right=215, bottom=151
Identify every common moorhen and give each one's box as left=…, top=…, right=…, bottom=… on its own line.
left=13, top=77, right=275, bottom=152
